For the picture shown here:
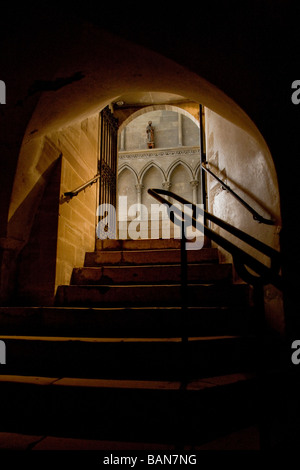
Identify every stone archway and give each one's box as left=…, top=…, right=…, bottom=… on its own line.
left=116, top=104, right=202, bottom=233
left=118, top=104, right=200, bottom=134
left=2, top=26, right=280, bottom=306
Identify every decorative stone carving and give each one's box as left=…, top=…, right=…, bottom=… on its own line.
left=190, top=179, right=199, bottom=204
left=119, top=147, right=200, bottom=160
left=135, top=183, right=144, bottom=194
left=190, top=179, right=199, bottom=188
left=146, top=121, right=155, bottom=149
left=162, top=181, right=172, bottom=190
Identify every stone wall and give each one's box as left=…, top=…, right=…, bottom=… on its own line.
left=118, top=147, right=202, bottom=210
left=16, top=157, right=62, bottom=305
left=119, top=109, right=200, bottom=151
left=4, top=112, right=99, bottom=305
left=205, top=108, right=283, bottom=333
left=8, top=137, right=62, bottom=305
left=52, top=115, right=99, bottom=295
left=117, top=108, right=202, bottom=238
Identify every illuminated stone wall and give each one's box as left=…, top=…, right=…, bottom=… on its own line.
left=117, top=108, right=202, bottom=233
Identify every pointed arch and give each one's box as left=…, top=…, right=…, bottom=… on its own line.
left=167, top=159, right=194, bottom=182
left=194, top=161, right=201, bottom=180
left=118, top=163, right=139, bottom=185
left=139, top=161, right=166, bottom=185
left=118, top=104, right=200, bottom=133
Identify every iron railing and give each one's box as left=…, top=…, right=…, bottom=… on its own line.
left=148, top=187, right=280, bottom=449
left=62, top=173, right=100, bottom=201
left=148, top=188, right=282, bottom=290
left=201, top=162, right=275, bottom=225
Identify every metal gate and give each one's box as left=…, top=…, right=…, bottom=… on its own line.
left=98, top=105, right=119, bottom=238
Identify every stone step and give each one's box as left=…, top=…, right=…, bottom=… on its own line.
left=84, top=247, right=219, bottom=267
left=0, top=372, right=257, bottom=444
left=71, top=263, right=233, bottom=285
left=0, top=426, right=260, bottom=451
left=0, top=334, right=256, bottom=380
left=55, top=283, right=251, bottom=308
left=96, top=237, right=210, bottom=251
left=0, top=306, right=252, bottom=337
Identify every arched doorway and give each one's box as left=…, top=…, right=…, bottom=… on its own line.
left=116, top=104, right=203, bottom=238
left=4, top=28, right=281, bottom=326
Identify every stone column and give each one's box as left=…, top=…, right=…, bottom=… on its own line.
left=162, top=181, right=172, bottom=202
left=135, top=183, right=144, bottom=219
left=178, top=113, right=183, bottom=146
left=190, top=179, right=199, bottom=205
left=120, top=129, right=125, bottom=151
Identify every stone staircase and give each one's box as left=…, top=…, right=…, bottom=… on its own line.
left=0, top=236, right=261, bottom=449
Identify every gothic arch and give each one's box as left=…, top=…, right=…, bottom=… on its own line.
left=118, top=163, right=139, bottom=185
left=166, top=159, right=194, bottom=183
left=194, top=161, right=201, bottom=180
left=118, top=104, right=200, bottom=133
left=2, top=23, right=282, bottom=311
left=139, top=161, right=167, bottom=185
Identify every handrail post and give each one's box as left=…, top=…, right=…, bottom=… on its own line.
left=199, top=105, right=207, bottom=226
left=148, top=187, right=282, bottom=289
left=148, top=186, right=282, bottom=449
left=201, top=162, right=275, bottom=225
left=180, top=216, right=189, bottom=384
left=62, top=173, right=100, bottom=201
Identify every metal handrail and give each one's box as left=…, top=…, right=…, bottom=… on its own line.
left=63, top=173, right=100, bottom=199
left=148, top=188, right=282, bottom=290
left=201, top=162, right=275, bottom=225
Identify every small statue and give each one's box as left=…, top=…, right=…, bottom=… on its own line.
left=146, top=121, right=155, bottom=148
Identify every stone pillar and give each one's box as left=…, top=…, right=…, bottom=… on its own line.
left=162, top=181, right=172, bottom=202
left=120, top=129, right=125, bottom=151
left=190, top=179, right=199, bottom=205
left=178, top=113, right=183, bottom=146
left=162, top=181, right=172, bottom=191
left=135, top=183, right=144, bottom=219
